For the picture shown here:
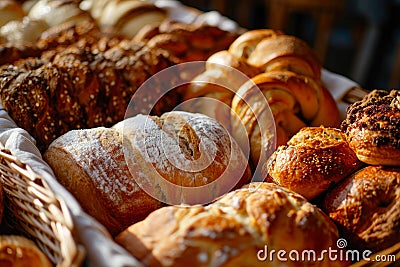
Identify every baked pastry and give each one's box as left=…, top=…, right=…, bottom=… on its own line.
left=0, top=33, right=173, bottom=152
left=341, top=89, right=400, bottom=166
left=322, top=165, right=400, bottom=251
left=135, top=20, right=240, bottom=63
left=44, top=111, right=251, bottom=236
left=116, top=182, right=345, bottom=267
left=231, top=71, right=341, bottom=166
left=265, top=126, right=362, bottom=200
left=183, top=29, right=340, bottom=170
left=0, top=17, right=48, bottom=44
left=0, top=235, right=52, bottom=267
left=0, top=0, right=25, bottom=28
left=80, top=0, right=167, bottom=38
left=28, top=0, right=93, bottom=28
left=181, top=50, right=261, bottom=129
left=230, top=33, right=322, bottom=79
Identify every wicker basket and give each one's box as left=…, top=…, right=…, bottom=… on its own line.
left=0, top=142, right=85, bottom=266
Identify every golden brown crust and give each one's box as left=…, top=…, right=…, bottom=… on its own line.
left=322, top=165, right=400, bottom=251
left=185, top=28, right=339, bottom=169
left=116, top=182, right=345, bottom=267
left=231, top=71, right=341, bottom=165
left=266, top=127, right=362, bottom=200
left=0, top=235, right=52, bottom=267
left=135, top=20, right=240, bottom=63
left=246, top=35, right=322, bottom=79
left=44, top=111, right=251, bottom=236
left=341, top=89, right=400, bottom=166
left=44, top=127, right=162, bottom=236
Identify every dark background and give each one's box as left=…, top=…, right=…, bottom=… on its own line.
left=179, top=0, right=400, bottom=90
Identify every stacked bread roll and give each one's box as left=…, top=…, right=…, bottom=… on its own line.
left=184, top=29, right=341, bottom=169
left=44, top=111, right=251, bottom=236
left=322, top=89, right=400, bottom=251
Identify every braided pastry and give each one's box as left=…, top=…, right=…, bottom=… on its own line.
left=232, top=71, right=340, bottom=165
left=341, top=89, right=400, bottom=166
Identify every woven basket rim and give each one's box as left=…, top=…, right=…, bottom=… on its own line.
left=0, top=142, right=85, bottom=266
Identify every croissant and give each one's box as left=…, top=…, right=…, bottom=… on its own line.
left=232, top=71, right=341, bottom=165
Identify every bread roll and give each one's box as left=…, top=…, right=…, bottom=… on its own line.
left=135, top=20, right=239, bottom=63
left=231, top=71, right=341, bottom=165
left=0, top=17, right=48, bottom=44
left=266, top=127, right=362, bottom=200
left=322, top=165, right=400, bottom=251
left=341, top=89, right=400, bottom=166
left=44, top=111, right=251, bottom=236
left=0, top=0, right=25, bottom=28
left=28, top=0, right=92, bottom=28
left=184, top=29, right=340, bottom=170
left=0, top=235, right=52, bottom=267
left=116, top=182, right=346, bottom=267
left=81, top=0, right=167, bottom=38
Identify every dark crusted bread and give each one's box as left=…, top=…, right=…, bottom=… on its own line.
left=341, top=89, right=400, bottom=166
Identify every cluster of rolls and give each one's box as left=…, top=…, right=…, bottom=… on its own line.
left=265, top=89, right=400, bottom=252
left=1, top=2, right=399, bottom=267
left=183, top=29, right=341, bottom=169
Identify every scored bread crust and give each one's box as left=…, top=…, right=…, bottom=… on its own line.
left=43, top=127, right=162, bottom=236
left=44, top=111, right=251, bottom=236
left=322, top=165, right=400, bottom=251
left=116, top=182, right=345, bottom=267
left=341, top=89, right=400, bottom=166
left=266, top=127, right=362, bottom=200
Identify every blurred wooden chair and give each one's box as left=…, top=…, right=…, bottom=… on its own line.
left=265, top=0, right=345, bottom=63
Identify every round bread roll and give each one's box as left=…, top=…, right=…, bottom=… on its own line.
left=0, top=235, right=52, bottom=267
left=116, top=182, right=346, bottom=267
left=265, top=127, right=362, bottom=200
left=341, top=89, right=400, bottom=166
left=44, top=111, right=251, bottom=236
left=322, top=165, right=400, bottom=251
